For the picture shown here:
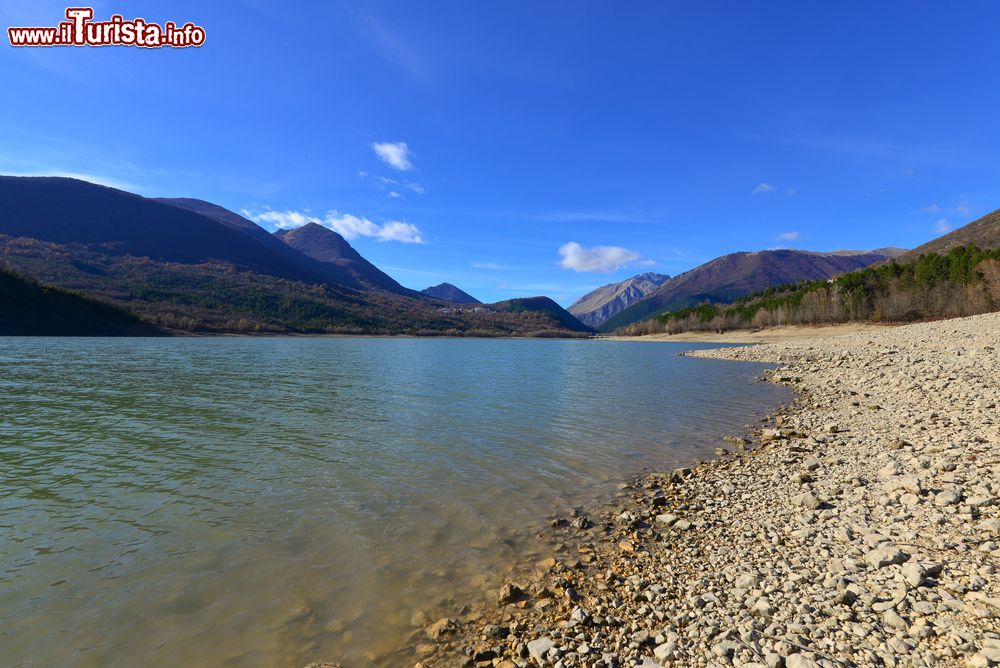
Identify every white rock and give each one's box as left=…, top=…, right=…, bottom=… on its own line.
left=527, top=637, right=555, bottom=662
left=786, top=653, right=821, bottom=668
left=865, top=544, right=909, bottom=569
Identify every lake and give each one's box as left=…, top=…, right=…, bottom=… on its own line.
left=0, top=337, right=789, bottom=667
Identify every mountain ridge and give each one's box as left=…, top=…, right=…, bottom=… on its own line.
left=568, top=272, right=670, bottom=327
left=0, top=177, right=591, bottom=337
left=274, top=222, right=418, bottom=296
left=899, top=207, right=1000, bottom=260
left=598, top=248, right=899, bottom=332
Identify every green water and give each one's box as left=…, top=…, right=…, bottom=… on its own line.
left=0, top=337, right=788, bottom=667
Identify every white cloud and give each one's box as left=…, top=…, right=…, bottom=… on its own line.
left=935, top=219, right=952, bottom=234
left=955, top=200, right=972, bottom=215
left=472, top=261, right=502, bottom=270
left=558, top=242, right=641, bottom=273
left=387, top=191, right=402, bottom=199
left=241, top=209, right=312, bottom=229
left=374, top=220, right=425, bottom=243
left=776, top=231, right=800, bottom=241
left=917, top=203, right=942, bottom=214
left=372, top=141, right=413, bottom=171
left=241, top=207, right=426, bottom=244
left=752, top=182, right=776, bottom=195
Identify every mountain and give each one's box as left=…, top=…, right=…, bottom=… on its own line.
left=598, top=249, right=898, bottom=332
left=568, top=272, right=670, bottom=327
left=0, top=266, right=161, bottom=336
left=0, top=177, right=590, bottom=336
left=275, top=222, right=417, bottom=295
left=491, top=297, right=593, bottom=333
left=899, top=207, right=1000, bottom=260
left=155, top=197, right=375, bottom=290
left=0, top=177, right=333, bottom=285
left=421, top=283, right=481, bottom=304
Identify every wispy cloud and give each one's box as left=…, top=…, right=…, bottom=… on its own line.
left=747, top=132, right=966, bottom=168
left=242, top=207, right=426, bottom=244
left=376, top=175, right=425, bottom=194
left=752, top=182, right=777, bottom=195
left=776, top=231, right=800, bottom=242
left=558, top=242, right=641, bottom=273
left=915, top=199, right=973, bottom=219
left=358, top=13, right=430, bottom=80
left=372, top=141, right=414, bottom=171
left=535, top=210, right=663, bottom=224
left=358, top=171, right=425, bottom=198
left=472, top=261, right=503, bottom=270
left=935, top=219, right=952, bottom=234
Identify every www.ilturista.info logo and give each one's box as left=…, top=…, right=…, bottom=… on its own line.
left=8, top=8, right=205, bottom=48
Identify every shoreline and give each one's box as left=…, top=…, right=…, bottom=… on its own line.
left=600, top=322, right=899, bottom=345
left=414, top=311, right=1000, bottom=668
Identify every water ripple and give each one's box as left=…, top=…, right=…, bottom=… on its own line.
left=0, top=337, right=789, bottom=667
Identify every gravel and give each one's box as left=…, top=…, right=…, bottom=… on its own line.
left=413, top=312, right=1000, bottom=667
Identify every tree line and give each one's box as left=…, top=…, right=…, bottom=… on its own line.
left=621, top=245, right=1000, bottom=335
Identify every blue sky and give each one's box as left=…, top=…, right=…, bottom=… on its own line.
left=2, top=1, right=999, bottom=304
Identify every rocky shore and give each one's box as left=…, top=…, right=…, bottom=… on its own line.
left=417, top=312, right=1000, bottom=668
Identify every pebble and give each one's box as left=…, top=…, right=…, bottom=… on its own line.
left=413, top=313, right=1000, bottom=668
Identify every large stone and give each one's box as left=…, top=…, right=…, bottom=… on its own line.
left=656, top=513, right=679, bottom=527
left=526, top=637, right=555, bottom=662
left=901, top=562, right=926, bottom=587
left=752, top=597, right=776, bottom=617
left=497, top=583, right=524, bottom=605
left=426, top=618, right=456, bottom=640
left=791, top=491, right=821, bottom=509
left=865, top=544, right=909, bottom=569
left=786, top=654, right=821, bottom=668
left=934, top=490, right=961, bottom=506
left=882, top=609, right=907, bottom=630
left=898, top=474, right=922, bottom=494
left=653, top=635, right=678, bottom=660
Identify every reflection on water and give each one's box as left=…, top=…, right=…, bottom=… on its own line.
left=0, top=337, right=788, bottom=667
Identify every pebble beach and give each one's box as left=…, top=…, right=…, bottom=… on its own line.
left=413, top=311, right=1000, bottom=668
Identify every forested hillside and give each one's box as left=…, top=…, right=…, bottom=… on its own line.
left=626, top=246, right=1000, bottom=335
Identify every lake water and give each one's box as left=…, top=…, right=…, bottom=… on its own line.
left=0, top=337, right=789, bottom=667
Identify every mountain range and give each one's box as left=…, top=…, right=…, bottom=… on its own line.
left=597, top=249, right=905, bottom=332
left=4, top=175, right=998, bottom=338
left=568, top=272, right=671, bottom=327
left=0, top=177, right=591, bottom=336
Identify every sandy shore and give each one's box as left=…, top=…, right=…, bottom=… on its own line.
left=416, top=311, right=1000, bottom=668
left=601, top=322, right=897, bottom=344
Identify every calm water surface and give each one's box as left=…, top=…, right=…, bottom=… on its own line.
left=0, top=337, right=789, bottom=667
